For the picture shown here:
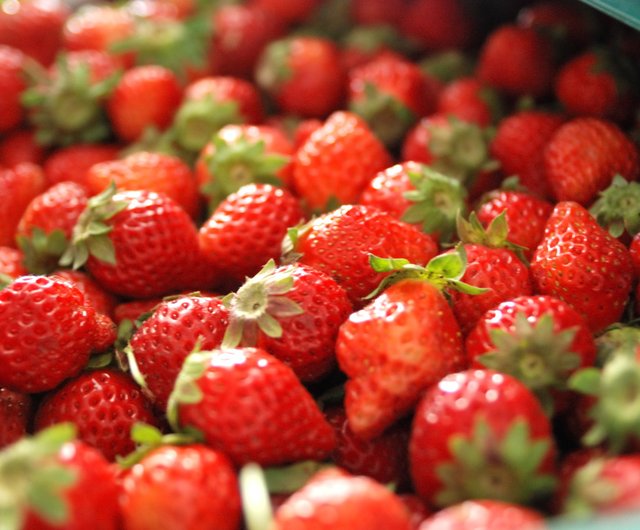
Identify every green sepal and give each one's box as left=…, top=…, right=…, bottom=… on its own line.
left=595, top=325, right=640, bottom=367
left=256, top=38, right=294, bottom=93
left=562, top=459, right=618, bottom=517
left=568, top=367, right=602, bottom=396
left=280, top=221, right=312, bottom=265
left=342, top=24, right=417, bottom=57
left=590, top=175, right=640, bottom=238
left=419, top=51, right=474, bottom=83
left=17, top=228, right=69, bottom=275
left=263, top=461, right=327, bottom=494
left=239, top=463, right=274, bottom=530
left=0, top=274, right=13, bottom=290
left=86, top=351, right=114, bottom=369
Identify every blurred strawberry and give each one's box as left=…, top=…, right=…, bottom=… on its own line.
left=0, top=387, right=32, bottom=449
left=43, top=143, right=119, bottom=188
left=0, top=129, right=46, bottom=168
left=0, top=44, right=28, bottom=133
left=436, top=77, right=504, bottom=127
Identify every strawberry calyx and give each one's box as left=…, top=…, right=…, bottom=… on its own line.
left=435, top=418, right=556, bottom=507
left=595, top=325, right=640, bottom=366
left=221, top=260, right=304, bottom=348
left=280, top=221, right=314, bottom=265
left=562, top=458, right=618, bottom=516
left=343, top=24, right=415, bottom=57
left=419, top=51, right=474, bottom=84
left=401, top=165, right=468, bottom=243
left=16, top=228, right=68, bottom=275
left=477, top=312, right=581, bottom=414
left=256, top=39, right=294, bottom=93
left=240, top=463, right=274, bottom=530
left=365, top=246, right=488, bottom=300
left=58, top=183, right=128, bottom=270
left=590, top=175, right=640, bottom=238
left=0, top=424, right=78, bottom=530
left=569, top=352, right=640, bottom=453
left=0, top=274, right=13, bottom=290
left=201, top=134, right=288, bottom=211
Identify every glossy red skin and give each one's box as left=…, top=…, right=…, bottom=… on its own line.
left=86, top=152, right=200, bottom=219
left=544, top=118, right=640, bottom=205
left=295, top=204, right=438, bottom=307
left=436, top=77, right=498, bottom=127
left=530, top=201, right=634, bottom=333
left=0, top=275, right=102, bottom=393
left=449, top=244, right=533, bottom=335
left=199, top=184, right=303, bottom=285
left=128, top=295, right=229, bottom=409
left=107, top=65, right=183, bottom=143
left=0, top=387, right=32, bottom=449
left=418, top=499, right=546, bottom=530
left=23, top=441, right=120, bottom=530
left=630, top=233, right=640, bottom=277
left=113, top=298, right=165, bottom=325
left=17, top=181, right=88, bottom=241
left=273, top=468, right=413, bottom=530
left=293, top=111, right=392, bottom=210
left=51, top=270, right=118, bottom=318
left=86, top=190, right=203, bottom=299
left=0, top=246, right=27, bottom=278
left=0, top=129, right=46, bottom=168
left=337, top=279, right=465, bottom=439
left=43, top=143, right=119, bottom=188
left=409, top=369, right=556, bottom=506
left=400, top=114, right=449, bottom=165
left=0, top=45, right=27, bottom=133
left=475, top=190, right=554, bottom=260
left=120, top=445, right=241, bottom=530
left=177, top=347, right=336, bottom=466
left=34, top=369, right=159, bottom=461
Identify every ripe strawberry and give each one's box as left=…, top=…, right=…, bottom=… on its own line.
left=86, top=151, right=200, bottom=219
left=113, top=297, right=166, bottom=325
left=0, top=275, right=114, bottom=393
left=289, top=204, right=438, bottom=306
left=272, top=468, right=413, bottom=529
left=466, top=295, right=596, bottom=414
left=127, top=294, right=229, bottom=409
left=0, top=246, right=26, bottom=278
left=50, top=269, right=117, bottom=317
left=222, top=261, right=352, bottom=381
left=350, top=0, right=405, bottom=26
left=0, top=0, right=69, bottom=66
left=530, top=201, right=634, bottom=332
left=0, top=162, right=46, bottom=247
left=256, top=36, right=346, bottom=118
left=107, top=65, right=183, bottom=143
left=199, top=185, right=303, bottom=286
left=43, top=143, right=119, bottom=188
left=34, top=369, right=159, bottom=461
left=418, top=499, right=546, bottom=530
left=0, top=387, right=32, bottom=449
left=410, top=369, right=557, bottom=508
left=489, top=110, right=565, bottom=199
left=0, top=45, right=28, bottom=133
left=544, top=117, right=640, bottom=206
left=436, top=77, right=504, bottom=127
left=292, top=111, right=392, bottom=211
left=475, top=189, right=554, bottom=260
left=120, top=444, right=241, bottom=530
left=0, top=129, right=46, bottom=168
left=477, top=24, right=555, bottom=98
left=61, top=187, right=210, bottom=299
left=168, top=346, right=336, bottom=466
left=249, top=0, right=320, bottom=25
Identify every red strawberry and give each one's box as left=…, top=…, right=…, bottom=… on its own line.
left=489, top=110, right=565, bottom=199
left=34, top=369, right=159, bottom=461
left=127, top=294, right=229, bottom=409
left=530, top=201, right=634, bottom=332
left=292, top=111, right=392, bottom=211
left=0, top=387, right=32, bottom=449
left=256, top=36, right=346, bottom=118
left=418, top=499, right=547, bottom=530
left=169, top=346, right=336, bottom=466
left=107, top=65, right=183, bottom=143
left=289, top=204, right=438, bottom=306
left=0, top=246, right=27, bottom=278
left=43, top=143, right=119, bottom=188
left=199, top=184, right=303, bottom=286
left=0, top=129, right=46, bottom=168
left=436, top=76, right=504, bottom=126
left=350, top=0, right=405, bottom=26
left=543, top=117, right=639, bottom=205
left=120, top=444, right=241, bottom=530
left=410, top=369, right=557, bottom=508
left=222, top=261, right=352, bottom=381
left=272, top=468, right=413, bottom=530
left=0, top=45, right=27, bottom=133
left=50, top=269, right=117, bottom=317
left=249, top=0, right=320, bottom=25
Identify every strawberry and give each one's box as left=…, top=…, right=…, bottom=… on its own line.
left=544, top=117, right=640, bottom=206
left=292, top=111, right=392, bottom=211
left=167, top=346, right=336, bottom=466
left=120, top=444, right=241, bottom=530
left=477, top=24, right=555, bottom=98
left=0, top=246, right=26, bottom=279
left=590, top=175, right=640, bottom=240
left=199, top=185, right=303, bottom=286
left=0, top=387, right=32, bottom=449
left=0, top=45, right=28, bottom=133
left=0, top=129, right=46, bottom=168
left=43, top=143, right=119, bottom=188
left=436, top=77, right=504, bottom=127
left=272, top=467, right=413, bottom=530
left=465, top=295, right=596, bottom=414
left=127, top=294, right=229, bottom=409
left=50, top=269, right=117, bottom=317
left=256, top=36, right=346, bottom=118
left=409, top=369, right=557, bottom=508
left=221, top=261, right=352, bottom=382
left=0, top=0, right=68, bottom=66
left=418, top=499, right=546, bottom=530
left=288, top=204, right=438, bottom=306
left=3, top=429, right=120, bottom=530
left=489, top=110, right=565, bottom=199
left=249, top=0, right=320, bottom=25
left=350, top=0, right=405, bottom=26
left=530, top=201, right=634, bottom=333
left=34, top=369, right=159, bottom=462
left=107, top=65, right=183, bottom=143
left=85, top=151, right=200, bottom=219
left=61, top=187, right=208, bottom=299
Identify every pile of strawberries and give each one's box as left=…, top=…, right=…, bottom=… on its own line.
left=2, top=0, right=640, bottom=528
